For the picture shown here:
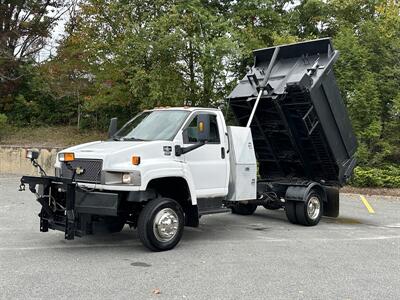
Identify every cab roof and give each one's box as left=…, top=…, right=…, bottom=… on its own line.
left=146, top=106, right=221, bottom=112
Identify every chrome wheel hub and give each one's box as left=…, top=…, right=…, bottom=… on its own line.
left=153, top=208, right=179, bottom=242
left=307, top=197, right=321, bottom=220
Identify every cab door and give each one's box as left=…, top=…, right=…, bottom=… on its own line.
left=181, top=112, right=228, bottom=198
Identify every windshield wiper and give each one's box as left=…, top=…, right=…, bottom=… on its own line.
left=122, top=137, right=148, bottom=141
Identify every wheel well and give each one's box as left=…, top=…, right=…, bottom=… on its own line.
left=284, top=183, right=327, bottom=203
left=309, top=184, right=327, bottom=202
left=147, top=177, right=191, bottom=205
left=146, top=177, right=198, bottom=227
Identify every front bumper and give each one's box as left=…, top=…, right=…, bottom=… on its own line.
left=20, top=175, right=121, bottom=240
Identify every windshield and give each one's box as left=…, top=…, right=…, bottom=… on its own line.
left=115, top=110, right=190, bottom=141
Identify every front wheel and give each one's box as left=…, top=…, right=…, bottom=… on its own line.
left=137, top=198, right=184, bottom=251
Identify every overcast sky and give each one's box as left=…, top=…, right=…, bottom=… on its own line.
left=37, top=11, right=68, bottom=61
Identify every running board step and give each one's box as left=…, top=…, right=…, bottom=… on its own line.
left=199, top=208, right=231, bottom=216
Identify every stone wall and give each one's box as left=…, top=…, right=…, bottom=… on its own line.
left=0, top=146, right=63, bottom=175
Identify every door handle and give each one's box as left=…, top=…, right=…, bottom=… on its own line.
left=225, top=132, right=230, bottom=153
left=221, top=147, right=225, bottom=159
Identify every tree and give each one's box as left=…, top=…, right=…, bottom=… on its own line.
left=0, top=0, right=72, bottom=112
left=51, top=0, right=238, bottom=126
left=229, top=0, right=296, bottom=77
left=4, top=0, right=398, bottom=173
left=333, top=1, right=400, bottom=165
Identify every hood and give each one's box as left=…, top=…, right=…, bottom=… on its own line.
left=63, top=141, right=142, bottom=157
left=57, top=140, right=174, bottom=171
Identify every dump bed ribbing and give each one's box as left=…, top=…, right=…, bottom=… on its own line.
left=228, top=38, right=357, bottom=186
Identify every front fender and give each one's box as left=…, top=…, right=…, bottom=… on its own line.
left=142, top=161, right=197, bottom=205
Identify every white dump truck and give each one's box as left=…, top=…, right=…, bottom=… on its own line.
left=20, top=38, right=357, bottom=251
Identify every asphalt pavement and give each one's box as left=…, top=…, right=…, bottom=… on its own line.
left=0, top=174, right=399, bottom=299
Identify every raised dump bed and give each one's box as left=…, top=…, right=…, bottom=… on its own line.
left=228, top=38, right=357, bottom=186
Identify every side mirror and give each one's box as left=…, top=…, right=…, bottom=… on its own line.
left=108, top=117, right=118, bottom=139
left=197, top=114, right=210, bottom=142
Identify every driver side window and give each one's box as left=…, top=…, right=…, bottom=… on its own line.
left=183, top=114, right=220, bottom=144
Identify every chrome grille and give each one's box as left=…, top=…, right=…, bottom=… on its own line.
left=61, top=159, right=102, bottom=183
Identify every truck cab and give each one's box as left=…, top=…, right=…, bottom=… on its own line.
left=56, top=107, right=232, bottom=207
left=23, top=107, right=244, bottom=251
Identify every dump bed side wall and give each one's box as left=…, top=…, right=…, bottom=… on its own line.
left=228, top=38, right=357, bottom=186
left=312, top=71, right=357, bottom=159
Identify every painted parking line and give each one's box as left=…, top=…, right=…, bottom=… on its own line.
left=359, top=195, right=375, bottom=214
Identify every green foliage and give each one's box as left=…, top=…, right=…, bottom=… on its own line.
left=0, top=113, right=8, bottom=139
left=0, top=0, right=70, bottom=112
left=351, top=166, right=400, bottom=188
left=332, top=1, right=400, bottom=167
left=5, top=63, right=78, bottom=126
left=0, top=0, right=399, bottom=187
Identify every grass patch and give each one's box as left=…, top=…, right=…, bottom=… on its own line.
left=0, top=126, right=107, bottom=148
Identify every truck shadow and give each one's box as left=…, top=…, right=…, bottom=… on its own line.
left=50, top=210, right=368, bottom=254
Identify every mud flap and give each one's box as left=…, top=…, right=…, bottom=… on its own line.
left=323, top=186, right=339, bottom=217
left=184, top=205, right=199, bottom=227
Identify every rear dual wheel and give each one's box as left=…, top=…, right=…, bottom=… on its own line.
left=285, top=191, right=323, bottom=226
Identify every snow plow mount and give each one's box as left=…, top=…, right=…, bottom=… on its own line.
left=20, top=175, right=77, bottom=240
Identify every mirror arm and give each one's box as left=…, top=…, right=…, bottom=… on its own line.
left=108, top=117, right=118, bottom=139
left=31, top=159, right=47, bottom=177
left=175, top=141, right=206, bottom=156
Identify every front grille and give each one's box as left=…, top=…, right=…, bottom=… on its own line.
left=61, top=159, right=102, bottom=183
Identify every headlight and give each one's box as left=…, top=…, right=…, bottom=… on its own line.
left=122, top=173, right=132, bottom=184
left=122, top=172, right=141, bottom=185
left=104, top=171, right=141, bottom=186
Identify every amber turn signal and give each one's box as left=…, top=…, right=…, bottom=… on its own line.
left=131, top=155, right=141, bottom=165
left=59, top=152, right=75, bottom=162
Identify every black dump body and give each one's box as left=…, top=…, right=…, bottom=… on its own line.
left=228, top=38, right=357, bottom=186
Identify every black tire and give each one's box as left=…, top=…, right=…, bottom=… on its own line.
left=285, top=201, right=298, bottom=224
left=231, top=203, right=257, bottom=215
left=137, top=198, right=184, bottom=252
left=103, top=216, right=126, bottom=233
left=295, top=191, right=323, bottom=226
